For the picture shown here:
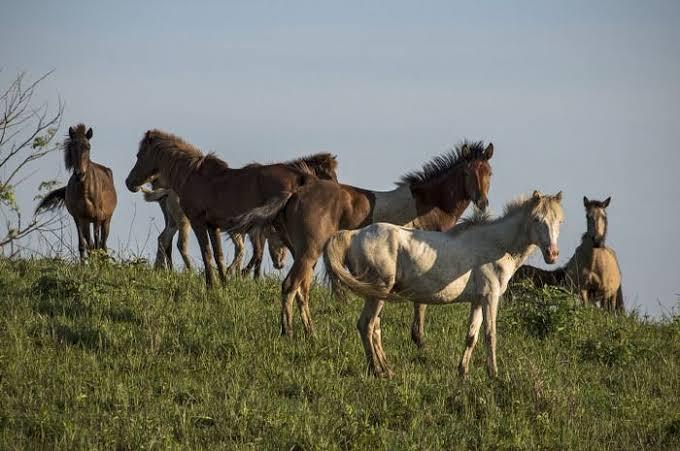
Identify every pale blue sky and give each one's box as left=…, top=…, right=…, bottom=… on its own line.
left=2, top=1, right=679, bottom=315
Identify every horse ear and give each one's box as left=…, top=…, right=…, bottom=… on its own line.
left=603, top=197, right=611, bottom=208
left=86, top=128, right=93, bottom=140
left=460, top=143, right=469, bottom=157
left=68, top=127, right=75, bottom=139
left=484, top=143, right=494, bottom=160
left=532, top=190, right=542, bottom=199
left=555, top=191, right=562, bottom=202
left=583, top=196, right=589, bottom=207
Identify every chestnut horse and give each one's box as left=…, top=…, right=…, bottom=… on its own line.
left=514, top=196, right=624, bottom=312
left=230, top=141, right=494, bottom=341
left=125, top=129, right=335, bottom=288
left=141, top=155, right=337, bottom=276
left=36, top=124, right=117, bottom=260
left=142, top=184, right=289, bottom=276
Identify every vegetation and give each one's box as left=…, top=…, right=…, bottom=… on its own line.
left=0, top=71, right=63, bottom=254
left=0, top=257, right=678, bottom=449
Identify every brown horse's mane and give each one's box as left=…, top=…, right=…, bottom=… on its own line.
left=141, top=130, right=231, bottom=182
left=282, top=152, right=338, bottom=177
left=64, top=123, right=89, bottom=171
left=398, top=140, right=490, bottom=186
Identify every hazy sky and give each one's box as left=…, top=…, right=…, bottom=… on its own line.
left=2, top=1, right=679, bottom=316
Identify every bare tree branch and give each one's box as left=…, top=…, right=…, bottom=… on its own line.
left=0, top=71, right=64, bottom=255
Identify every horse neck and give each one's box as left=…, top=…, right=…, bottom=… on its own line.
left=371, top=184, right=420, bottom=226
left=470, top=209, right=535, bottom=267
left=409, top=170, right=471, bottom=231
left=372, top=171, right=470, bottom=231
left=157, top=150, right=204, bottom=194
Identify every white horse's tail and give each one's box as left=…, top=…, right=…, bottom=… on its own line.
left=141, top=187, right=171, bottom=203
left=323, top=230, right=396, bottom=300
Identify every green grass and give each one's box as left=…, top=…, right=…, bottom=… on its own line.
left=1, top=257, right=679, bottom=449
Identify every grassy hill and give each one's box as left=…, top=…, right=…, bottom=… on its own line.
left=0, top=257, right=679, bottom=449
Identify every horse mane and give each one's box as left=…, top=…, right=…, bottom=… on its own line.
left=448, top=207, right=492, bottom=237
left=448, top=192, right=563, bottom=236
left=141, top=129, right=228, bottom=177
left=398, top=140, right=489, bottom=186
left=283, top=152, right=337, bottom=176
left=64, top=123, right=88, bottom=171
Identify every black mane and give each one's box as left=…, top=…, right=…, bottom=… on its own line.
left=399, top=140, right=489, bottom=186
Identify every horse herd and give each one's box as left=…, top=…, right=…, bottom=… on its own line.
left=35, top=123, right=623, bottom=378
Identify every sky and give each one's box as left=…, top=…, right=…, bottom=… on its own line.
left=1, top=0, right=679, bottom=316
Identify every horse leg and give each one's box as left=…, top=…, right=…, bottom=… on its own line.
left=281, top=258, right=307, bottom=337
left=156, top=223, right=177, bottom=270
left=177, top=219, right=192, bottom=270
left=372, top=312, right=394, bottom=378
left=410, top=303, right=427, bottom=349
left=241, top=231, right=262, bottom=278
left=226, top=232, right=245, bottom=275
left=93, top=221, right=102, bottom=249
left=295, top=258, right=316, bottom=337
left=458, top=301, right=483, bottom=378
left=100, top=218, right=111, bottom=253
left=208, top=226, right=228, bottom=285
left=251, top=231, right=265, bottom=279
left=357, top=298, right=387, bottom=377
left=191, top=223, right=215, bottom=288
left=83, top=222, right=94, bottom=250
left=75, top=217, right=87, bottom=261
left=580, top=289, right=589, bottom=306
left=482, top=294, right=499, bottom=378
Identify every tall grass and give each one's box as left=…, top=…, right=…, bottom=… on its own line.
left=0, top=257, right=678, bottom=449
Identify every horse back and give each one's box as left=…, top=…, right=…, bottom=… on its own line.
left=280, top=179, right=372, bottom=254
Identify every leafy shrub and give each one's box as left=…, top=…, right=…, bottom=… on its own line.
left=505, top=281, right=579, bottom=339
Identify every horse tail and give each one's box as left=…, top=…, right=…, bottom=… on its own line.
left=141, top=187, right=171, bottom=203
left=323, top=230, right=397, bottom=300
left=35, top=187, right=66, bottom=214
left=225, top=192, right=294, bottom=234
left=615, top=284, right=624, bottom=312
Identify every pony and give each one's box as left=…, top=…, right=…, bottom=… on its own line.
left=36, top=124, right=117, bottom=260
left=139, top=156, right=336, bottom=276
left=125, top=129, right=335, bottom=288
left=229, top=141, right=494, bottom=342
left=142, top=185, right=288, bottom=276
left=514, top=196, right=623, bottom=312
left=323, top=191, right=564, bottom=378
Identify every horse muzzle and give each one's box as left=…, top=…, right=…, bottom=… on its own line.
left=475, top=197, right=489, bottom=211
left=543, top=244, right=560, bottom=264
left=125, top=178, right=141, bottom=193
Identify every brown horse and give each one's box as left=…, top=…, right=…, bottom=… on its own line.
left=125, top=129, right=336, bottom=288
left=141, top=156, right=337, bottom=276
left=514, top=196, right=624, bottom=312
left=142, top=185, right=289, bottom=277
left=230, top=141, right=494, bottom=340
left=36, top=124, right=117, bottom=260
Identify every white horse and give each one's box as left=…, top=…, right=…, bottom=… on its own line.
left=323, top=191, right=564, bottom=378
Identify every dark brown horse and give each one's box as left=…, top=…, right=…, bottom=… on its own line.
left=36, top=124, right=117, bottom=260
left=142, top=157, right=338, bottom=277
left=230, top=141, right=494, bottom=341
left=125, top=129, right=336, bottom=288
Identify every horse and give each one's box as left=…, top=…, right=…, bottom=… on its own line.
left=139, top=155, right=337, bottom=276
left=35, top=124, right=117, bottom=260
left=125, top=129, right=335, bottom=288
left=323, top=191, right=564, bottom=378
left=514, top=196, right=623, bottom=312
left=229, top=141, right=494, bottom=342
left=142, top=185, right=288, bottom=277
